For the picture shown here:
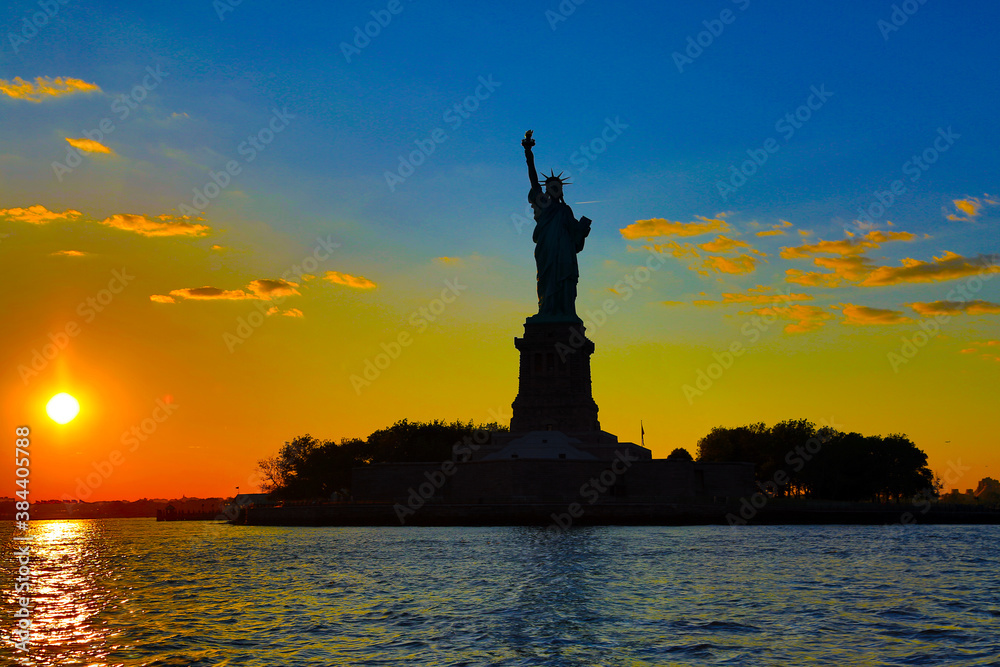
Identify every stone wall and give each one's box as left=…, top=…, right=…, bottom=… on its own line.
left=352, top=459, right=754, bottom=504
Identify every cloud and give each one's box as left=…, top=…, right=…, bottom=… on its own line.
left=840, top=304, right=911, bottom=326
left=642, top=242, right=699, bottom=258
left=749, top=304, right=834, bottom=334
left=0, top=205, right=82, bottom=224
left=755, top=220, right=793, bottom=237
left=661, top=300, right=685, bottom=306
left=0, top=76, right=100, bottom=102
left=323, top=271, right=377, bottom=289
left=785, top=256, right=874, bottom=287
left=99, top=214, right=210, bottom=237
left=694, top=285, right=813, bottom=306
left=434, top=257, right=462, bottom=265
left=210, top=244, right=225, bottom=251
left=168, top=287, right=252, bottom=301
left=957, top=340, right=1000, bottom=362
left=780, top=230, right=914, bottom=259
left=861, top=252, right=1000, bottom=286
left=698, top=235, right=752, bottom=253
left=162, top=278, right=299, bottom=302
left=51, top=250, right=87, bottom=257
left=65, top=137, right=114, bottom=155
left=620, top=215, right=729, bottom=239
left=697, top=254, right=759, bottom=275
left=909, top=300, right=1000, bottom=315
left=946, top=196, right=997, bottom=221
left=265, top=306, right=304, bottom=318
left=247, top=278, right=299, bottom=299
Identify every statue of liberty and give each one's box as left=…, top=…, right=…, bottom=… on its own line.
left=522, top=130, right=592, bottom=323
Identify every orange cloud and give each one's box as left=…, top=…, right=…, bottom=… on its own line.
left=749, top=304, right=834, bottom=334
left=620, top=216, right=729, bottom=239
left=324, top=271, right=377, bottom=289
left=99, top=214, right=210, bottom=237
left=694, top=285, right=813, bottom=306
left=0, top=76, right=100, bottom=101
left=861, top=252, right=1000, bottom=287
left=0, top=205, right=82, bottom=224
left=51, top=250, right=87, bottom=257
left=434, top=257, right=462, bottom=265
left=150, top=295, right=177, bottom=304
left=755, top=220, right=793, bottom=237
left=163, top=278, right=299, bottom=302
left=65, top=137, right=113, bottom=154
left=698, top=235, right=752, bottom=253
left=780, top=230, right=914, bottom=259
left=840, top=304, right=911, bottom=325
left=642, top=242, right=699, bottom=258
left=248, top=279, right=300, bottom=299
left=946, top=196, right=997, bottom=221
left=909, top=300, right=1000, bottom=316
left=697, top=254, right=759, bottom=275
left=168, top=287, right=252, bottom=301
left=785, top=256, right=873, bottom=287
left=264, top=307, right=305, bottom=318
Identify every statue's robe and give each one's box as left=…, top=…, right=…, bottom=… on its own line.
left=528, top=185, right=591, bottom=321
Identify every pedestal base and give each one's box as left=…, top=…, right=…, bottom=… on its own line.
left=510, top=319, right=600, bottom=433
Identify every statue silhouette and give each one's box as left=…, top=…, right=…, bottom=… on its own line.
left=522, top=130, right=591, bottom=322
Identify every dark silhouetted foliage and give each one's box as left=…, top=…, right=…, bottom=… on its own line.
left=666, top=447, right=693, bottom=461
left=258, top=419, right=506, bottom=499
left=696, top=420, right=935, bottom=502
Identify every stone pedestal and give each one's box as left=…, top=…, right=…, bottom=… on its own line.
left=510, top=320, right=600, bottom=433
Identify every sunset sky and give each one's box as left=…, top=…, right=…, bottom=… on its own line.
left=2, top=0, right=998, bottom=500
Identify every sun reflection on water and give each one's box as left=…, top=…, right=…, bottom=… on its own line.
left=4, top=520, right=121, bottom=667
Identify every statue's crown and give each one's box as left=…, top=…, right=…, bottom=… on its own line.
left=543, top=170, right=571, bottom=186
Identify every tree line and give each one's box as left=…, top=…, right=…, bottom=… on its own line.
left=696, top=419, right=938, bottom=502
left=258, top=417, right=937, bottom=503
left=257, top=419, right=506, bottom=499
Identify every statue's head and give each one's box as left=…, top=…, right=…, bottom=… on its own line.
left=543, top=170, right=570, bottom=199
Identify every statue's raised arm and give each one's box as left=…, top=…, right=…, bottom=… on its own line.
left=522, top=130, right=540, bottom=191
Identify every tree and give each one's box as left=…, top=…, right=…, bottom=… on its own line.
left=666, top=447, right=693, bottom=461
left=256, top=419, right=507, bottom=500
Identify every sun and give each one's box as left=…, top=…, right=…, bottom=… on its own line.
left=46, top=393, right=80, bottom=424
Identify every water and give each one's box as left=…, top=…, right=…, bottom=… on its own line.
left=2, top=520, right=999, bottom=666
